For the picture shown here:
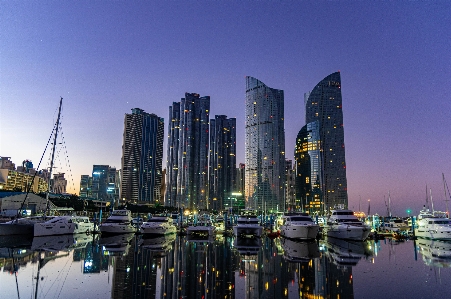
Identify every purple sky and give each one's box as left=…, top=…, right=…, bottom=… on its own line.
left=1, top=1, right=450, bottom=216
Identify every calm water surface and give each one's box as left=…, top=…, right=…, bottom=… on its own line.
left=1, top=234, right=450, bottom=299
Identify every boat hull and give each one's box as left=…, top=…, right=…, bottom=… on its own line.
left=99, top=223, right=136, bottom=234
left=280, top=224, right=319, bottom=240
left=324, top=224, right=370, bottom=241
left=34, top=222, right=94, bottom=236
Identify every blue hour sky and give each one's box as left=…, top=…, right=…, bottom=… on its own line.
left=1, top=1, right=450, bottom=216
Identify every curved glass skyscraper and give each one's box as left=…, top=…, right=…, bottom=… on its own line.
left=245, top=77, right=285, bottom=212
left=300, top=72, right=348, bottom=212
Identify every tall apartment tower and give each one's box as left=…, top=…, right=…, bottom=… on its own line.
left=165, top=102, right=180, bottom=207
left=121, top=108, right=164, bottom=204
left=245, top=77, right=285, bottom=212
left=166, top=93, right=210, bottom=210
left=235, top=163, right=245, bottom=194
left=209, top=115, right=236, bottom=211
left=302, top=72, right=348, bottom=211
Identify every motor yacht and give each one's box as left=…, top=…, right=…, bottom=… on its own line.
left=414, top=207, right=451, bottom=240
left=34, top=215, right=94, bottom=236
left=99, top=210, right=135, bottom=234
left=279, top=212, right=320, bottom=240
left=323, top=208, right=371, bottom=241
left=140, top=215, right=177, bottom=235
left=233, top=209, right=263, bottom=238
left=0, top=216, right=50, bottom=236
left=187, top=214, right=216, bottom=237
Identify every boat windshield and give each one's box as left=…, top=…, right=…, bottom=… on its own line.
left=430, top=220, right=451, bottom=224
left=104, top=219, right=127, bottom=224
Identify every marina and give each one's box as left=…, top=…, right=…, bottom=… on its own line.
left=1, top=232, right=451, bottom=299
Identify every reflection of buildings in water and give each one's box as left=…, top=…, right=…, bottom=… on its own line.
left=417, top=239, right=451, bottom=268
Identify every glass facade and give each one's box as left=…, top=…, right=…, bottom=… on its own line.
left=166, top=93, right=210, bottom=210
left=245, top=76, right=285, bottom=213
left=295, top=121, right=323, bottom=214
left=304, top=72, right=348, bottom=211
left=209, top=115, right=236, bottom=211
left=121, top=108, right=164, bottom=203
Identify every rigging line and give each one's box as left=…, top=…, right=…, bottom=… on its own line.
left=42, top=252, right=72, bottom=299
left=18, top=123, right=58, bottom=215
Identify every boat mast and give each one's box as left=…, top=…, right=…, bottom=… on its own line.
left=443, top=173, right=450, bottom=217
left=388, top=191, right=391, bottom=218
left=45, top=97, right=63, bottom=216
left=430, top=188, right=434, bottom=213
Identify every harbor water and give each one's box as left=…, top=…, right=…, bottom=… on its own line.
left=1, top=234, right=450, bottom=299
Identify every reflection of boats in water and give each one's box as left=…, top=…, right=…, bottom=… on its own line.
left=31, top=233, right=91, bottom=252
left=100, top=233, right=134, bottom=256
left=139, top=234, right=176, bottom=256
left=234, top=237, right=262, bottom=256
left=324, top=237, right=370, bottom=267
left=280, top=238, right=319, bottom=262
left=417, top=239, right=451, bottom=267
left=0, top=234, right=33, bottom=249
left=186, top=233, right=215, bottom=243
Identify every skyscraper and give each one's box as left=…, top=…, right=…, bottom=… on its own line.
left=245, top=77, right=285, bottom=212
left=209, top=115, right=236, bottom=211
left=165, top=102, right=181, bottom=207
left=121, top=108, right=164, bottom=203
left=302, top=72, right=348, bottom=211
left=166, top=93, right=210, bottom=210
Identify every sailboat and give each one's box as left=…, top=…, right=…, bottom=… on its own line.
left=0, top=97, right=64, bottom=236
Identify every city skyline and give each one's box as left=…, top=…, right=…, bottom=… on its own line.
left=1, top=2, right=450, bottom=216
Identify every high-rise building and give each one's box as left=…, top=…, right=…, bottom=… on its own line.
left=245, top=77, right=285, bottom=212
left=166, top=93, right=210, bottom=210
left=165, top=102, right=181, bottom=207
left=302, top=72, right=348, bottom=212
left=121, top=108, right=164, bottom=204
left=285, top=159, right=296, bottom=211
left=92, top=165, right=109, bottom=201
left=51, top=173, right=67, bottom=194
left=295, top=121, right=323, bottom=213
left=209, top=115, right=236, bottom=211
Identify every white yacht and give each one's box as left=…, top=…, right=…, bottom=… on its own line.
left=280, top=238, right=320, bottom=262
left=279, top=212, right=320, bottom=240
left=187, top=214, right=216, bottom=237
left=417, top=238, right=451, bottom=267
left=99, top=210, right=135, bottom=234
left=323, top=208, right=371, bottom=241
left=140, top=215, right=177, bottom=235
left=34, top=215, right=94, bottom=236
left=414, top=207, right=451, bottom=240
left=233, top=209, right=263, bottom=238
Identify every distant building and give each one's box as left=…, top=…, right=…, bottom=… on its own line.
left=245, top=77, right=285, bottom=212
left=79, top=174, right=92, bottom=198
left=301, top=72, right=348, bottom=212
left=51, top=173, right=67, bottom=194
left=121, top=108, right=164, bottom=204
left=209, top=115, right=236, bottom=211
left=166, top=93, right=210, bottom=210
left=0, top=157, right=15, bottom=170
left=0, top=169, right=48, bottom=193
left=235, top=163, right=245, bottom=194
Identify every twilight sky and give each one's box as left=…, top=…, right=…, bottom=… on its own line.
left=1, top=1, right=450, bottom=216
